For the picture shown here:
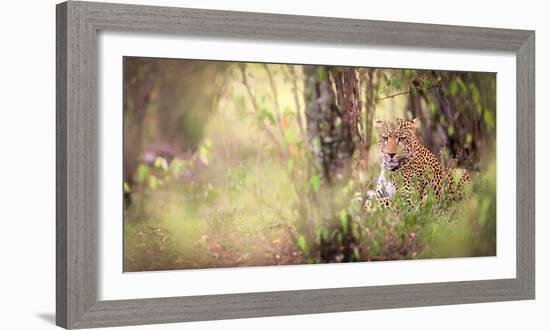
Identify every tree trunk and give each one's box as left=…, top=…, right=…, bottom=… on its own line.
left=123, top=59, right=154, bottom=206
left=405, top=71, right=496, bottom=168
left=303, top=66, right=355, bottom=185
left=362, top=69, right=376, bottom=170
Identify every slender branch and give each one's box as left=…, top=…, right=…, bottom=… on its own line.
left=214, top=76, right=231, bottom=160
left=285, top=65, right=307, bottom=143
left=378, top=89, right=412, bottom=100
left=363, top=69, right=376, bottom=168
left=239, top=65, right=284, bottom=158
left=263, top=64, right=285, bottom=140
left=378, top=84, right=441, bottom=101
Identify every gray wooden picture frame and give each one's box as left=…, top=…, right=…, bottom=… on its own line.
left=56, top=1, right=535, bottom=328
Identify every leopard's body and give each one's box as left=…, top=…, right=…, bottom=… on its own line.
left=367, top=118, right=470, bottom=209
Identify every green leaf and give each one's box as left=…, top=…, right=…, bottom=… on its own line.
left=391, top=78, right=402, bottom=90
left=469, top=83, right=481, bottom=113
left=316, top=67, right=327, bottom=81
left=383, top=73, right=390, bottom=85
left=428, top=102, right=436, bottom=114
left=310, top=174, right=321, bottom=193
left=370, top=135, right=377, bottom=146
left=169, top=158, right=186, bottom=177
left=283, top=130, right=297, bottom=145
left=465, top=134, right=473, bottom=145
left=483, top=111, right=495, bottom=128
left=334, top=117, right=342, bottom=129
left=447, top=125, right=455, bottom=136
left=456, top=78, right=467, bottom=94
left=136, top=164, right=149, bottom=183
left=447, top=80, right=458, bottom=96
left=314, top=137, right=322, bottom=151
left=321, top=228, right=329, bottom=241
left=339, top=210, right=348, bottom=234
left=286, top=159, right=295, bottom=173
left=148, top=175, right=158, bottom=190
left=296, top=235, right=309, bottom=255
left=258, top=108, right=276, bottom=125
left=199, top=145, right=210, bottom=165
left=154, top=156, right=169, bottom=171
left=422, top=79, right=430, bottom=91
left=283, top=106, right=294, bottom=117
left=123, top=182, right=131, bottom=193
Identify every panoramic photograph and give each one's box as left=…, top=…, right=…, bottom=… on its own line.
left=122, top=57, right=496, bottom=272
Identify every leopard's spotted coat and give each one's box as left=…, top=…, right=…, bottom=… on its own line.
left=366, top=118, right=470, bottom=209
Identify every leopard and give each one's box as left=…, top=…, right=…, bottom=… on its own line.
left=366, top=118, right=470, bottom=210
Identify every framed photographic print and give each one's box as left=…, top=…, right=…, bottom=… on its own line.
left=56, top=1, right=535, bottom=328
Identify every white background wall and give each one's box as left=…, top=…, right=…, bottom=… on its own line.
left=0, top=0, right=547, bottom=329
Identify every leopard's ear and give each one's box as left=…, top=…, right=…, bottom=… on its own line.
left=411, top=118, right=419, bottom=129
left=374, top=119, right=385, bottom=129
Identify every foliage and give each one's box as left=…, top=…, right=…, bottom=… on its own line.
left=123, top=59, right=496, bottom=271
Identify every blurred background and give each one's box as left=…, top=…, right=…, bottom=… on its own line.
left=123, top=57, right=496, bottom=272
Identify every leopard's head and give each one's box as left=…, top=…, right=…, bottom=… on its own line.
left=375, top=118, right=419, bottom=170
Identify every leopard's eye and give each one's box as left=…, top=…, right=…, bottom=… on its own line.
left=381, top=135, right=388, bottom=141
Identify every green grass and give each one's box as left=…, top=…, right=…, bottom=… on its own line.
left=123, top=149, right=496, bottom=270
